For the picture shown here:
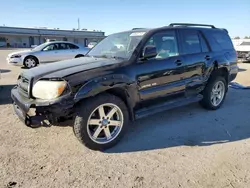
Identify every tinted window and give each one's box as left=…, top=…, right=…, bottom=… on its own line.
left=145, top=30, right=179, bottom=59
left=58, top=43, right=69, bottom=50
left=212, top=31, right=234, bottom=50
left=199, top=34, right=209, bottom=52
left=181, top=30, right=202, bottom=54
left=68, top=44, right=79, bottom=49
left=204, top=30, right=234, bottom=51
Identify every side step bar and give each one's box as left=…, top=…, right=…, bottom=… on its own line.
left=135, top=94, right=203, bottom=120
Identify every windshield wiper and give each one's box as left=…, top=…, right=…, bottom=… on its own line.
left=89, top=55, right=109, bottom=58
left=110, top=56, right=125, bottom=60
left=90, top=55, right=125, bottom=59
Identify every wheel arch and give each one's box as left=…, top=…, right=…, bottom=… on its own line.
left=74, top=79, right=135, bottom=121
left=211, top=61, right=229, bottom=84
left=75, top=54, right=84, bottom=58
left=105, top=87, right=134, bottom=121
left=23, top=55, right=39, bottom=65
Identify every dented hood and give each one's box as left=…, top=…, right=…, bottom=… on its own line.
left=21, top=57, right=123, bottom=81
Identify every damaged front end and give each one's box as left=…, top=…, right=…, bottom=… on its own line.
left=11, top=74, right=75, bottom=128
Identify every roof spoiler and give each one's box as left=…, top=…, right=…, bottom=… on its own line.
left=169, top=23, right=216, bottom=28
left=221, top=28, right=228, bottom=33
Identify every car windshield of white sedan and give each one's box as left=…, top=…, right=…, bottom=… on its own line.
left=87, top=31, right=146, bottom=59
left=31, top=43, right=49, bottom=51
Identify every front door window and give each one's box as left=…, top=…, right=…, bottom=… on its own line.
left=144, top=30, right=179, bottom=59
left=43, top=44, right=59, bottom=51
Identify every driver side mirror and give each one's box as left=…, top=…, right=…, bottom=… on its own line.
left=141, top=45, right=157, bottom=60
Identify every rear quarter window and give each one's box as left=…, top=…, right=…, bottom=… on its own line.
left=68, top=43, right=79, bottom=49
left=204, top=30, right=234, bottom=51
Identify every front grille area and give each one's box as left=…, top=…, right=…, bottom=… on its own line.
left=18, top=75, right=30, bottom=98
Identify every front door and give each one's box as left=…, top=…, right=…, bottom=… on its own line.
left=136, top=30, right=186, bottom=103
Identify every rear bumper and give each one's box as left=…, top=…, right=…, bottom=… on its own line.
left=229, top=64, right=238, bottom=82
left=11, top=87, right=75, bottom=127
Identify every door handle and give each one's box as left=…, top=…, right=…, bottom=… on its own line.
left=205, top=55, right=211, bottom=60
left=175, top=59, right=182, bottom=66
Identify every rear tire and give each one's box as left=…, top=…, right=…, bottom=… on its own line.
left=200, top=75, right=227, bottom=110
left=73, top=93, right=129, bottom=150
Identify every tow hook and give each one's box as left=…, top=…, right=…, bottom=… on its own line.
left=25, top=115, right=50, bottom=128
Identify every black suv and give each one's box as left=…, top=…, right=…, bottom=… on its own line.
left=11, top=23, right=238, bottom=150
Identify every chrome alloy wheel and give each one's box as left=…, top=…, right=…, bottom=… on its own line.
left=25, top=58, right=36, bottom=68
left=87, top=103, right=124, bottom=144
left=210, top=81, right=225, bottom=107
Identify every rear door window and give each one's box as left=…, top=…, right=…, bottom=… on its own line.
left=180, top=30, right=202, bottom=54
left=199, top=33, right=209, bottom=52
left=58, top=43, right=69, bottom=50
left=43, top=43, right=59, bottom=51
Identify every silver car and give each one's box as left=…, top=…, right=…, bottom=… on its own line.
left=7, top=41, right=89, bottom=68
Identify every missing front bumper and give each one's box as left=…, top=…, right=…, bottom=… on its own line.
left=13, top=101, right=49, bottom=128
left=11, top=87, right=74, bottom=128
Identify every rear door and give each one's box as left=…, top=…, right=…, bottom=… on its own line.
left=135, top=30, right=186, bottom=103
left=68, top=43, right=80, bottom=58
left=178, top=29, right=210, bottom=96
left=37, top=43, right=62, bottom=63
left=57, top=43, right=73, bottom=60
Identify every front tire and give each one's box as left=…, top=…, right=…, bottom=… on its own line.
left=73, top=93, right=129, bottom=150
left=24, top=56, right=38, bottom=68
left=200, top=76, right=227, bottom=110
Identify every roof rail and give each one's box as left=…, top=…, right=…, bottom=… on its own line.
left=132, top=28, right=145, bottom=30
left=169, top=23, right=216, bottom=28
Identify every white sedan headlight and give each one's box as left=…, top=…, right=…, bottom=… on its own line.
left=11, top=54, right=22, bottom=58
left=32, top=80, right=67, bottom=100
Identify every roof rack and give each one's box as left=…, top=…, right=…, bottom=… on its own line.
left=169, top=23, right=216, bottom=28
left=132, top=28, right=145, bottom=30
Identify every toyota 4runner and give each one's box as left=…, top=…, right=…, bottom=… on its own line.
left=11, top=23, right=238, bottom=150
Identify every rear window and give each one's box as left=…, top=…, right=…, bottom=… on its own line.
left=68, top=43, right=79, bottom=49
left=204, top=30, right=234, bottom=51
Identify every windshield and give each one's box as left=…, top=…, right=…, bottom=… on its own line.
left=31, top=42, right=50, bottom=51
left=87, top=31, right=146, bottom=59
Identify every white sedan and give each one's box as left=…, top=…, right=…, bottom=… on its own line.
left=7, top=41, right=90, bottom=68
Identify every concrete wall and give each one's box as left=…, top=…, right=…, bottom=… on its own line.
left=0, top=34, right=104, bottom=48
left=5, top=36, right=29, bottom=48
left=0, top=26, right=105, bottom=37
left=0, top=26, right=105, bottom=48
